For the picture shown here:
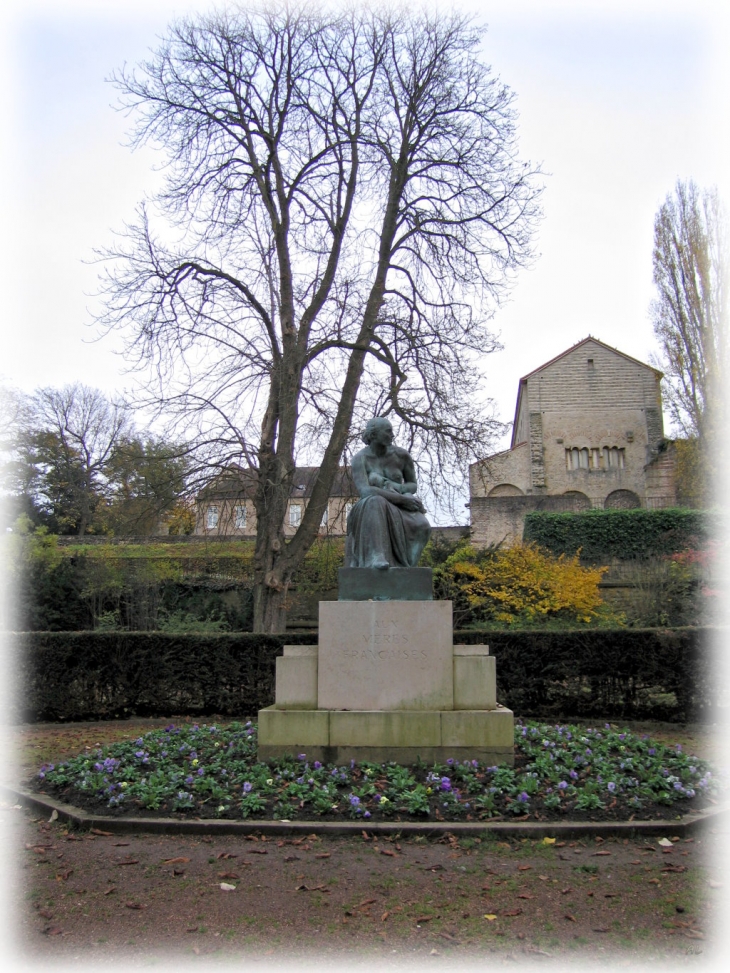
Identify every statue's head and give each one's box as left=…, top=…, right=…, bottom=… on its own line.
left=362, top=416, right=393, bottom=445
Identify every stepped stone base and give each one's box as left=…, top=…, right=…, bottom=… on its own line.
left=257, top=705, right=514, bottom=766
left=258, top=594, right=514, bottom=767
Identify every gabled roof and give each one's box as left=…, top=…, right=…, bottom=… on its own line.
left=509, top=336, right=662, bottom=448
left=519, top=336, right=661, bottom=383
left=197, top=466, right=355, bottom=501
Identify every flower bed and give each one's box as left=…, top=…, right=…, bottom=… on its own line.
left=32, top=720, right=722, bottom=824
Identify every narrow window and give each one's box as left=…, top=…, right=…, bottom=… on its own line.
left=591, top=448, right=601, bottom=469
left=206, top=505, right=219, bottom=530
left=289, top=502, right=302, bottom=527
left=321, top=506, right=329, bottom=527
left=579, top=448, right=589, bottom=469
left=234, top=504, right=246, bottom=529
left=345, top=501, right=355, bottom=519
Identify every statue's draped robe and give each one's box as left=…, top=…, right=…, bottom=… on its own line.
left=345, top=494, right=431, bottom=568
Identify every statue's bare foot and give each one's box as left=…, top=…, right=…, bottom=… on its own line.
left=372, top=559, right=389, bottom=570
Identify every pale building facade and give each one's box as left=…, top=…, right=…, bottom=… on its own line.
left=195, top=466, right=357, bottom=538
left=469, top=337, right=677, bottom=547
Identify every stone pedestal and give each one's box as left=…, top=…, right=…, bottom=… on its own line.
left=258, top=598, right=514, bottom=765
left=318, top=600, right=453, bottom=710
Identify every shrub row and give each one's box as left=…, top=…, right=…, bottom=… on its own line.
left=457, top=627, right=717, bottom=722
left=523, top=508, right=715, bottom=561
left=9, top=627, right=718, bottom=724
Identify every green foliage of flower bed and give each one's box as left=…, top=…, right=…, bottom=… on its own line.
left=33, top=720, right=723, bottom=823
left=523, top=508, right=716, bottom=562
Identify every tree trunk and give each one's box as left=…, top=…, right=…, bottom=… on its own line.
left=252, top=581, right=290, bottom=635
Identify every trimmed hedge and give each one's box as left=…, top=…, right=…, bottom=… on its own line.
left=11, top=632, right=312, bottom=723
left=9, top=627, right=718, bottom=724
left=523, top=508, right=715, bottom=561
left=456, top=627, right=717, bottom=722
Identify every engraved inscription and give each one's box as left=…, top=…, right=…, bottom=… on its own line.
left=343, top=646, right=428, bottom=662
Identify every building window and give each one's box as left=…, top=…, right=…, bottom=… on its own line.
left=206, top=505, right=219, bottom=530
left=234, top=504, right=246, bottom=529
left=289, top=502, right=302, bottom=527
left=566, top=447, right=590, bottom=471
left=566, top=446, right=625, bottom=471
left=345, top=501, right=355, bottom=520
left=321, top=506, right=328, bottom=527
left=604, top=446, right=625, bottom=469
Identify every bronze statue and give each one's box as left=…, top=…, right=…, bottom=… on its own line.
left=345, top=417, right=431, bottom=569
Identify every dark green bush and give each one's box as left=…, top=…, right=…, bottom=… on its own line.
left=455, top=626, right=718, bottom=721
left=10, top=627, right=718, bottom=724
left=523, top=508, right=716, bottom=561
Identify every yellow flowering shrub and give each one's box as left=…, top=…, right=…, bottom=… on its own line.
left=434, top=542, right=616, bottom=627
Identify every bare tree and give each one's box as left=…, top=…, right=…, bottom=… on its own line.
left=26, top=385, right=131, bottom=535
left=651, top=180, right=728, bottom=451
left=98, top=2, right=541, bottom=631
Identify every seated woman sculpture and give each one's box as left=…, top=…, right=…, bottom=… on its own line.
left=345, top=417, right=431, bottom=569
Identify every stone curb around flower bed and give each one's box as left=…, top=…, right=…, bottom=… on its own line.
left=3, top=783, right=727, bottom=840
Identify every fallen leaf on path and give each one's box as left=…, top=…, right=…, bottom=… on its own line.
left=39, top=910, right=54, bottom=920
left=163, top=857, right=190, bottom=864
left=592, top=926, right=609, bottom=933
left=439, top=931, right=460, bottom=942
left=662, top=865, right=687, bottom=873
left=316, top=853, right=331, bottom=859
left=484, top=914, right=497, bottom=921
left=543, top=837, right=556, bottom=845
left=648, top=878, right=661, bottom=885
left=48, top=810, right=58, bottom=823
left=296, top=884, right=329, bottom=892
left=284, top=856, right=300, bottom=862
left=56, top=869, right=73, bottom=881
left=415, top=915, right=436, bottom=923
left=560, top=888, right=573, bottom=895
left=125, top=902, right=145, bottom=910
left=381, top=911, right=389, bottom=921
left=517, top=893, right=534, bottom=900
left=114, top=842, right=130, bottom=847
left=91, top=828, right=113, bottom=836
left=593, top=851, right=611, bottom=856
left=220, top=883, right=236, bottom=892
left=249, top=849, right=267, bottom=855
left=115, top=860, right=139, bottom=866
left=358, top=898, right=377, bottom=907
left=217, top=852, right=237, bottom=859
left=564, top=914, right=576, bottom=922
left=517, top=865, right=532, bottom=871
left=501, top=909, right=522, bottom=917
left=103, top=887, right=116, bottom=895
left=43, top=927, right=63, bottom=936
left=658, top=838, right=673, bottom=846
left=381, top=849, right=397, bottom=857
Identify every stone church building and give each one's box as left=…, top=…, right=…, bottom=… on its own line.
left=469, top=337, right=677, bottom=547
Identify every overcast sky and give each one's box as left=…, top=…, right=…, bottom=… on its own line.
left=1, top=0, right=728, bottom=451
